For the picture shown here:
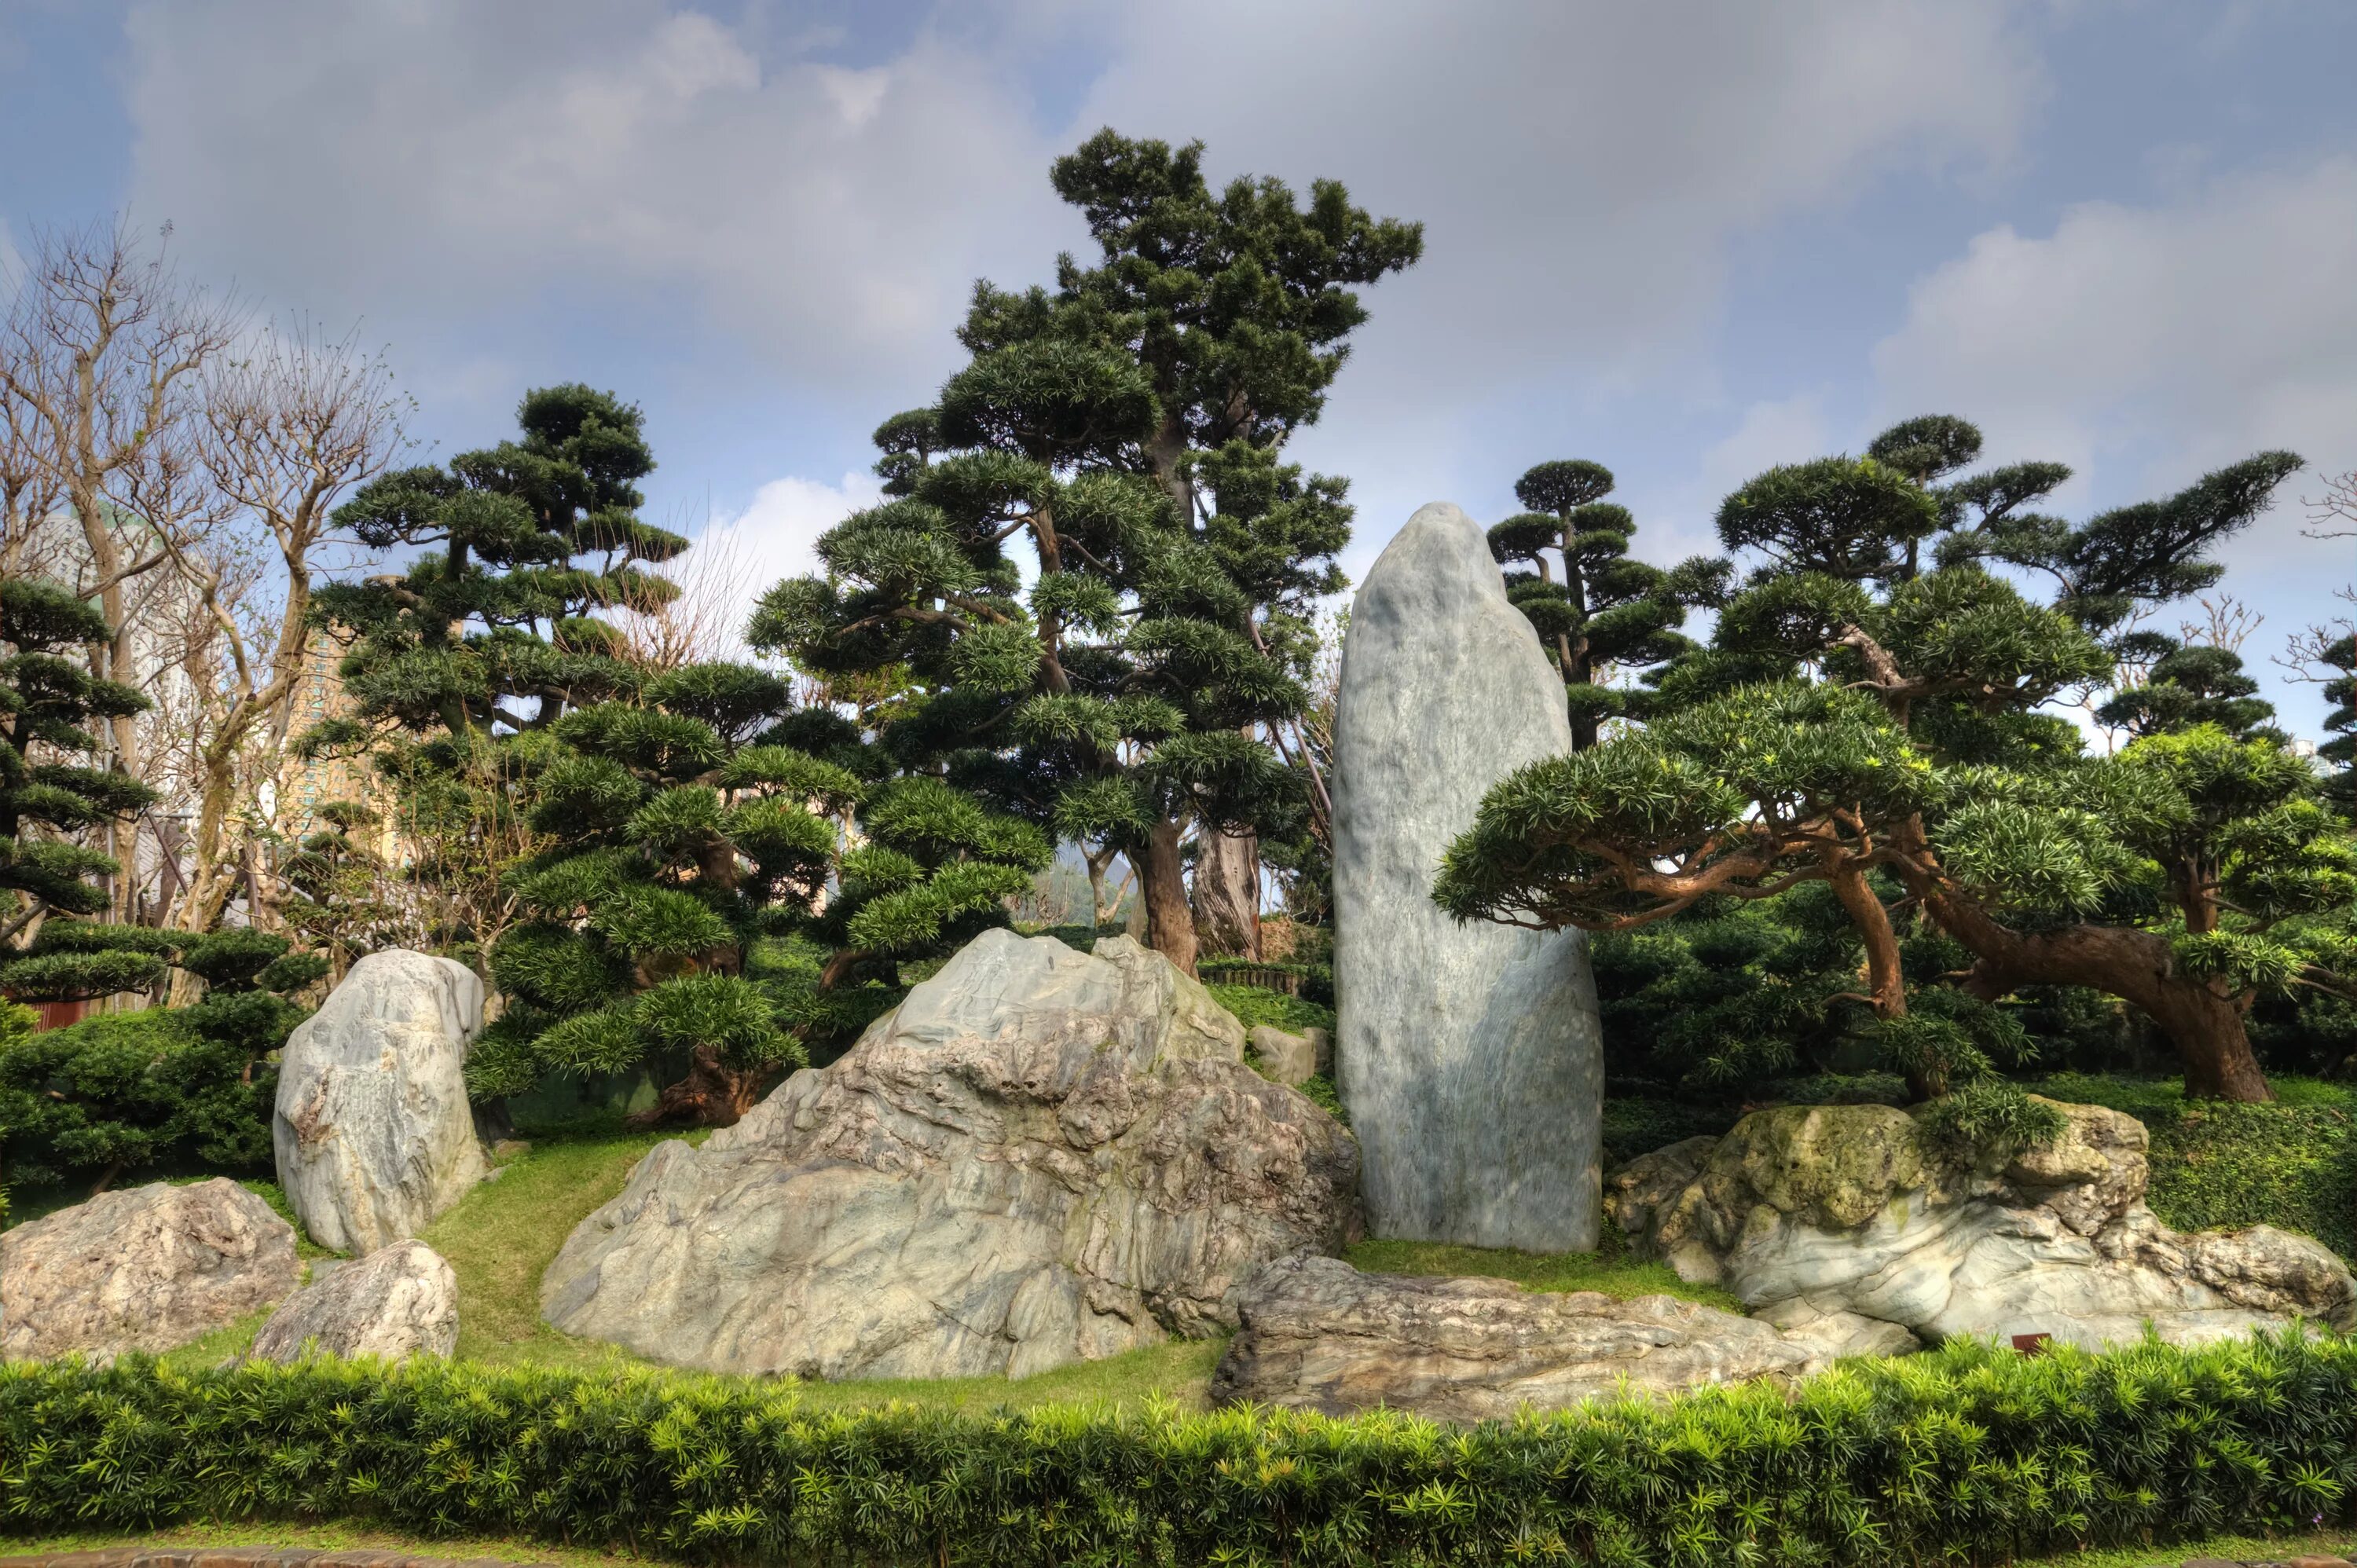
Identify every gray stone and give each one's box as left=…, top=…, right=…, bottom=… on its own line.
left=1250, top=1024, right=1318, bottom=1085
left=273, top=949, right=490, bottom=1254
left=1210, top=1253, right=1813, bottom=1421
left=0, top=1179, right=299, bottom=1360
left=1607, top=1098, right=2357, bottom=1350
left=250, top=1240, right=459, bottom=1362
left=1332, top=500, right=1604, bottom=1251
left=542, top=929, right=1360, bottom=1379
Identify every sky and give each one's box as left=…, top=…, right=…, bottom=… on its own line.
left=5, top=0, right=2355, bottom=738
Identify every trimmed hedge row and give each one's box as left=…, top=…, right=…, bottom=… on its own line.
left=3, top=1331, right=2354, bottom=1567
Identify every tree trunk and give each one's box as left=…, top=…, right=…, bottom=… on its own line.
left=626, top=1043, right=764, bottom=1129
left=1140, top=819, right=1198, bottom=976
left=1928, top=892, right=2273, bottom=1102
left=1825, top=859, right=1936, bottom=1095
left=1191, top=828, right=1260, bottom=959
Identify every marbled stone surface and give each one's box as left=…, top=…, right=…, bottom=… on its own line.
left=541, top=930, right=1360, bottom=1379
left=273, top=950, right=489, bottom=1254
left=1332, top=500, right=1604, bottom=1250
left=1210, top=1253, right=1815, bottom=1420
left=0, top=1178, right=299, bottom=1360
left=250, top=1240, right=460, bottom=1363
left=1607, top=1098, right=2357, bottom=1350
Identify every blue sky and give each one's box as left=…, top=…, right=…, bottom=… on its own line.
left=5, top=0, right=2355, bottom=738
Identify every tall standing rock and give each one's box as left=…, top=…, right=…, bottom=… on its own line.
left=1334, top=501, right=1604, bottom=1250
left=273, top=950, right=489, bottom=1253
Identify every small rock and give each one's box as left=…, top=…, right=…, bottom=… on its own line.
left=1249, top=1025, right=1318, bottom=1085
left=250, top=1240, right=459, bottom=1363
left=1210, top=1253, right=1812, bottom=1421
left=0, top=1179, right=299, bottom=1361
left=1303, top=1026, right=1334, bottom=1077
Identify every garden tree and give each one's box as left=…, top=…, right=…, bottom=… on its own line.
left=2096, top=635, right=2280, bottom=742
left=1487, top=460, right=1725, bottom=748
left=0, top=220, right=238, bottom=918
left=301, top=383, right=681, bottom=965
left=0, top=929, right=321, bottom=1196
left=0, top=579, right=165, bottom=1002
left=761, top=132, right=1417, bottom=976
left=468, top=666, right=1048, bottom=1123
left=2311, top=632, right=2355, bottom=821
left=146, top=324, right=406, bottom=946
left=1441, top=416, right=2326, bottom=1102
left=271, top=800, right=404, bottom=984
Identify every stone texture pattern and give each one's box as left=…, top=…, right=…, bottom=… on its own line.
left=1210, top=1253, right=1815, bottom=1421
left=0, top=1179, right=299, bottom=1360
left=542, top=929, right=1361, bottom=1379
left=1332, top=501, right=1604, bottom=1251
left=274, top=950, right=489, bottom=1254
left=249, top=1240, right=460, bottom=1363
left=1607, top=1098, right=2357, bottom=1350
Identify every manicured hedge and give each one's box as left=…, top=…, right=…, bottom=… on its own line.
left=5, top=1330, right=2355, bottom=1566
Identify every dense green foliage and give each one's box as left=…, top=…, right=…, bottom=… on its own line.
left=1442, top=414, right=2337, bottom=1103
left=0, top=932, right=319, bottom=1192
left=7, top=1330, right=2356, bottom=1566
left=1488, top=458, right=1724, bottom=746
left=0, top=579, right=163, bottom=1002
left=753, top=131, right=1417, bottom=969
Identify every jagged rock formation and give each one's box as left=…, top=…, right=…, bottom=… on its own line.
left=249, top=1240, right=460, bottom=1363
left=1333, top=501, right=1604, bottom=1251
left=1607, top=1099, right=2357, bottom=1350
left=0, top=1179, right=299, bottom=1360
left=542, top=930, right=1360, bottom=1379
left=274, top=949, right=489, bottom=1253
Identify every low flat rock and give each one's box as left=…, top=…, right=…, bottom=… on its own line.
left=0, top=1179, right=299, bottom=1360
left=249, top=1240, right=459, bottom=1363
left=1210, top=1253, right=1814, bottom=1422
left=1607, top=1099, right=2357, bottom=1350
left=274, top=949, right=489, bottom=1254
left=542, top=929, right=1361, bottom=1380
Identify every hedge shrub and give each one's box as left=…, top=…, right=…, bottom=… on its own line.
left=5, top=1329, right=2355, bottom=1566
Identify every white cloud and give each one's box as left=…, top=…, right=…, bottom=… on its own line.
left=670, top=469, right=885, bottom=648
left=1871, top=157, right=2357, bottom=517
left=118, top=2, right=1070, bottom=394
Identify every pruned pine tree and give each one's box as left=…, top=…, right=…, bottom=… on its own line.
left=0, top=579, right=165, bottom=1004
left=1487, top=459, right=1726, bottom=748
left=466, top=662, right=1051, bottom=1126
left=1442, top=416, right=2337, bottom=1103
left=757, top=131, right=1419, bottom=976
left=2097, top=636, right=2281, bottom=742
left=2321, top=632, right=2357, bottom=821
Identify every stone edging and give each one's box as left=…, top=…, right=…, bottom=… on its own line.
left=0, top=1551, right=555, bottom=1568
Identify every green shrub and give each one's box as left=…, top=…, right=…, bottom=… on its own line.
left=4, top=1331, right=2355, bottom=1566
left=2036, top=1072, right=2357, bottom=1261
left=1914, top=1079, right=2069, bottom=1163
left=1600, top=1097, right=1743, bottom=1164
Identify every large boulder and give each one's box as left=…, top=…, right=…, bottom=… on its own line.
left=1211, top=1253, right=1815, bottom=1421
left=0, top=1179, right=299, bottom=1360
left=249, top=1240, right=460, bottom=1363
left=274, top=949, right=489, bottom=1253
left=1607, top=1099, right=2357, bottom=1350
left=542, top=929, right=1361, bottom=1379
left=1333, top=500, right=1604, bottom=1251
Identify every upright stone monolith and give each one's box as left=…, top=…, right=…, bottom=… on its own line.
left=1333, top=501, right=1603, bottom=1251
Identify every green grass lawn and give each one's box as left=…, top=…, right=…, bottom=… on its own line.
left=1345, top=1235, right=1747, bottom=1313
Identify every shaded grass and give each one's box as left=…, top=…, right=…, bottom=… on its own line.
left=1207, top=981, right=1334, bottom=1035
left=779, top=1338, right=1227, bottom=1415
left=1344, top=1234, right=1747, bottom=1314
left=2011, top=1529, right=2357, bottom=1568
left=2, top=1519, right=650, bottom=1566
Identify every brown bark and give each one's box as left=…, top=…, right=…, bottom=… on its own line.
left=1191, top=827, right=1261, bottom=958
left=1824, top=858, right=1930, bottom=1093
left=1927, top=888, right=2272, bottom=1101
left=626, top=1043, right=765, bottom=1129
left=1140, top=819, right=1198, bottom=975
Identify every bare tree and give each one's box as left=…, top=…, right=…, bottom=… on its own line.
left=0, top=218, right=240, bottom=918
left=2306, top=469, right=2357, bottom=540
left=145, top=323, right=405, bottom=945
left=2179, top=593, right=2264, bottom=652
left=614, top=519, right=751, bottom=673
